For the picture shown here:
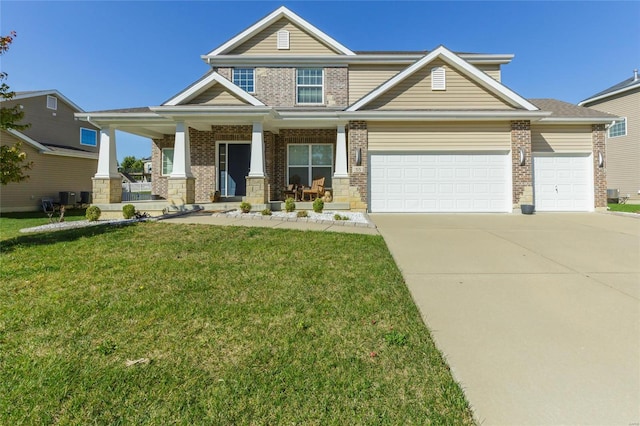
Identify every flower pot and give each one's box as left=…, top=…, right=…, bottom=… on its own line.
left=521, top=204, right=535, bottom=215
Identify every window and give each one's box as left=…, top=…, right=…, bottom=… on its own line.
left=233, top=68, right=255, bottom=93
left=431, top=67, right=446, bottom=90
left=277, top=30, right=290, bottom=50
left=608, top=118, right=626, bottom=138
left=288, top=144, right=333, bottom=188
left=46, top=95, right=58, bottom=110
left=162, top=148, right=174, bottom=175
left=80, top=128, right=97, bottom=146
left=296, top=68, right=323, bottom=104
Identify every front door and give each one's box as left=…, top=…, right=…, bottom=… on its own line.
left=218, top=143, right=251, bottom=197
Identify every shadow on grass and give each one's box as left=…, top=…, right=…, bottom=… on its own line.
left=0, top=209, right=87, bottom=220
left=0, top=221, right=136, bottom=254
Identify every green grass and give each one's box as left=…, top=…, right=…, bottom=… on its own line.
left=0, top=209, right=87, bottom=240
left=0, top=217, right=474, bottom=424
left=608, top=203, right=640, bottom=213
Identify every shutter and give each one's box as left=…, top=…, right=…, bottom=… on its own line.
left=277, top=30, right=290, bottom=50
left=431, top=67, right=446, bottom=90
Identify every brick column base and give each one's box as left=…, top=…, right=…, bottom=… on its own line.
left=168, top=177, right=195, bottom=204
left=332, top=177, right=350, bottom=203
left=245, top=176, right=268, bottom=204
left=92, top=177, right=122, bottom=204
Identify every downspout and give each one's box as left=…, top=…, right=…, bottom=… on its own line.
left=86, top=115, right=102, bottom=130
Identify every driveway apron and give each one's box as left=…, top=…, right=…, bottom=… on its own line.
left=371, top=213, right=640, bottom=426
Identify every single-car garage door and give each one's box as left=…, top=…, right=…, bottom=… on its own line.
left=370, top=152, right=511, bottom=213
left=533, top=154, right=593, bottom=211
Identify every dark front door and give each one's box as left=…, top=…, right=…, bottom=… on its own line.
left=219, top=143, right=251, bottom=197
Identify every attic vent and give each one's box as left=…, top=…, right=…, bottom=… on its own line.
left=46, top=95, right=58, bottom=110
left=277, top=30, right=290, bottom=50
left=431, top=67, right=446, bottom=90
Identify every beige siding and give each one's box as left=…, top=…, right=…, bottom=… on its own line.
left=531, top=124, right=593, bottom=153
left=363, top=59, right=514, bottom=110
left=0, top=131, right=97, bottom=212
left=186, top=85, right=250, bottom=105
left=476, top=64, right=501, bottom=82
left=348, top=64, right=405, bottom=104
left=228, top=18, right=339, bottom=55
left=367, top=121, right=512, bottom=151
left=585, top=89, right=640, bottom=199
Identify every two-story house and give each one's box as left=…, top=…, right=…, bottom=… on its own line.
left=77, top=6, right=615, bottom=213
left=579, top=70, right=639, bottom=203
left=0, top=90, right=99, bottom=212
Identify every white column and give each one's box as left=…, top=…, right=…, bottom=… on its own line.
left=334, top=124, right=348, bottom=178
left=95, top=126, right=119, bottom=178
left=248, top=122, right=265, bottom=177
left=170, top=121, right=193, bottom=178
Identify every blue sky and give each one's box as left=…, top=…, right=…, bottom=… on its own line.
left=2, top=1, right=639, bottom=161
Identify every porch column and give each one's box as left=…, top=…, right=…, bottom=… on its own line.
left=245, top=121, right=268, bottom=205
left=334, top=124, right=348, bottom=178
left=92, top=126, right=122, bottom=204
left=249, top=122, right=265, bottom=177
left=168, top=121, right=195, bottom=204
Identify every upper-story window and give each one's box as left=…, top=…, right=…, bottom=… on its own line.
left=296, top=68, right=323, bottom=104
left=80, top=128, right=97, bottom=147
left=46, top=95, right=58, bottom=110
left=608, top=118, right=626, bottom=138
left=233, top=68, right=255, bottom=93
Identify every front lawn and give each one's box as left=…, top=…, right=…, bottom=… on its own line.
left=0, top=220, right=474, bottom=424
left=608, top=203, right=640, bottom=213
left=0, top=209, right=87, bottom=240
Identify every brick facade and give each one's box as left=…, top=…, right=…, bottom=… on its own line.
left=511, top=120, right=533, bottom=206
left=592, top=124, right=607, bottom=208
left=348, top=121, right=368, bottom=209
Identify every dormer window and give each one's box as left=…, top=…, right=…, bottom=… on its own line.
left=431, top=67, right=446, bottom=90
left=277, top=30, right=290, bottom=50
left=233, top=68, right=255, bottom=93
left=47, top=95, right=58, bottom=110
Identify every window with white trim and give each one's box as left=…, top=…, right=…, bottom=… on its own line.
left=296, top=68, right=323, bottom=104
left=277, top=30, right=290, bottom=50
left=162, top=148, right=174, bottom=175
left=288, top=144, right=333, bottom=188
left=233, top=68, right=255, bottom=93
left=80, top=128, right=97, bottom=146
left=608, top=118, right=626, bottom=138
left=46, top=95, right=58, bottom=110
left=431, top=67, right=446, bottom=90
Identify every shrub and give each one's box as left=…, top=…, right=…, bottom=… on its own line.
left=239, top=201, right=252, bottom=213
left=122, top=204, right=136, bottom=219
left=261, top=208, right=272, bottom=216
left=86, top=206, right=101, bottom=221
left=296, top=210, right=308, bottom=218
left=285, top=197, right=296, bottom=212
left=312, top=197, right=324, bottom=213
left=333, top=213, right=349, bottom=221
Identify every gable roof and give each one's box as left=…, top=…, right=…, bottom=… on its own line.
left=3, top=128, right=98, bottom=159
left=7, top=90, right=85, bottom=112
left=163, top=71, right=265, bottom=106
left=205, top=6, right=355, bottom=57
left=347, top=45, right=539, bottom=112
left=578, top=71, right=640, bottom=106
left=530, top=99, right=618, bottom=123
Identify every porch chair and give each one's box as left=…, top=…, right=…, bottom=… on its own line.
left=302, top=177, right=325, bottom=201
left=42, top=197, right=59, bottom=223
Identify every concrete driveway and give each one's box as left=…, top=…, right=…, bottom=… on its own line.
left=371, top=213, right=640, bottom=425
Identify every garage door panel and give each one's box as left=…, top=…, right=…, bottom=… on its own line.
left=370, top=152, right=510, bottom=212
left=533, top=155, right=592, bottom=212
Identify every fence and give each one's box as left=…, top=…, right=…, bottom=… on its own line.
left=122, top=182, right=153, bottom=202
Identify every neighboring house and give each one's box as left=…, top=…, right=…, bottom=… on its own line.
left=0, top=90, right=99, bottom=212
left=579, top=70, right=639, bottom=202
left=76, top=6, right=615, bottom=213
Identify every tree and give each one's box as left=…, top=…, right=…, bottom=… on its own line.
left=1, top=31, right=32, bottom=185
left=120, top=156, right=144, bottom=173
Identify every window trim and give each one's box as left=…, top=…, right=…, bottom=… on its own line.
left=232, top=68, right=256, bottom=94
left=296, top=68, right=324, bottom=105
left=286, top=143, right=334, bottom=188
left=79, top=127, right=97, bottom=147
left=608, top=117, right=627, bottom=138
left=161, top=148, right=174, bottom=176
left=46, top=95, right=58, bottom=110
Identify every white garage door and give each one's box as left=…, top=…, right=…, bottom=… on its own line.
left=533, top=154, right=593, bottom=212
left=370, top=152, right=511, bottom=213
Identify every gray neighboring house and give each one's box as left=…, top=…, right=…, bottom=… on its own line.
left=579, top=70, right=640, bottom=202
left=0, top=90, right=100, bottom=212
